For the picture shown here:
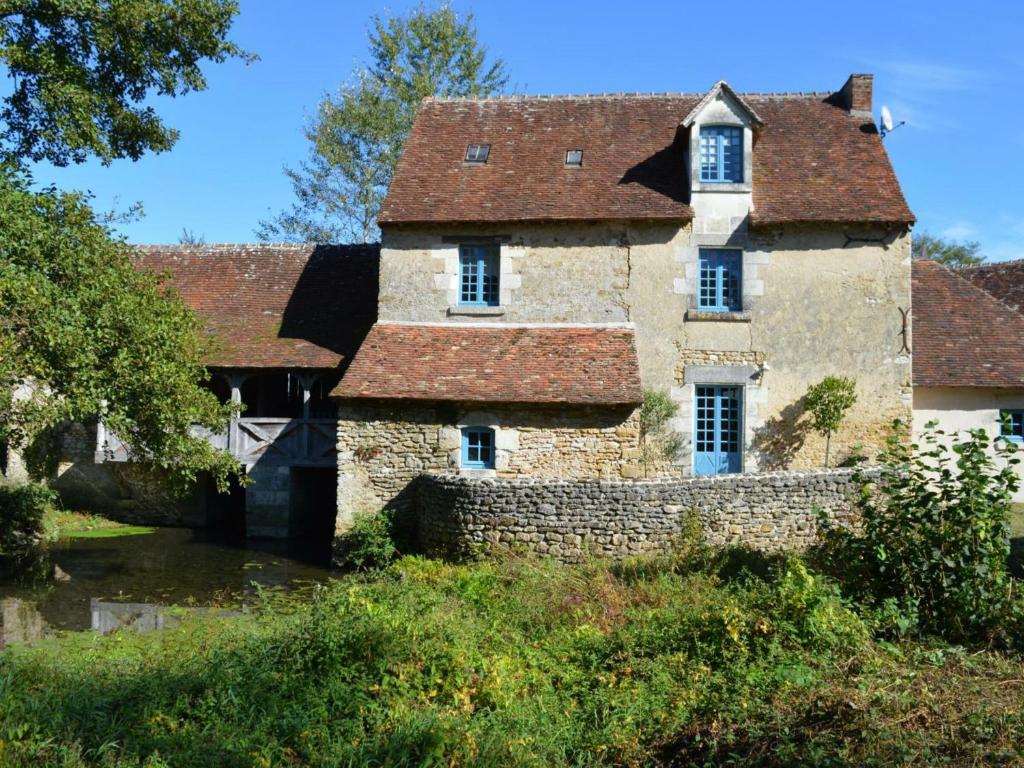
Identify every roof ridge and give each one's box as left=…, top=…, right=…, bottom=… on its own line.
left=134, top=242, right=379, bottom=251
left=929, top=259, right=1024, bottom=320
left=962, top=257, right=1024, bottom=272
left=423, top=91, right=831, bottom=104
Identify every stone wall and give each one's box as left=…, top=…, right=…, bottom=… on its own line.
left=334, top=402, right=672, bottom=532
left=417, top=468, right=870, bottom=562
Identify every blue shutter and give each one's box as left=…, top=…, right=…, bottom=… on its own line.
left=697, top=249, right=742, bottom=312
left=459, top=245, right=500, bottom=306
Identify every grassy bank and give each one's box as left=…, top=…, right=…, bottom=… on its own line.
left=2, top=550, right=1023, bottom=767
left=42, top=509, right=151, bottom=540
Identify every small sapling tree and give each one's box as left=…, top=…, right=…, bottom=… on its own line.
left=639, top=390, right=684, bottom=477
left=804, top=376, right=857, bottom=467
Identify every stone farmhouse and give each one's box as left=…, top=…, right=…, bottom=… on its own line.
left=28, top=72, right=1021, bottom=554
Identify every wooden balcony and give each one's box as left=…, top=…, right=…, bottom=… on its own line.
left=96, top=417, right=338, bottom=468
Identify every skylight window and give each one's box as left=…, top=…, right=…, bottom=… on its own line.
left=465, top=143, right=490, bottom=163
left=565, top=149, right=583, bottom=167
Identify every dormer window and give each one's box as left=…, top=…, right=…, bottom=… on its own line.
left=699, top=126, right=743, bottom=183
left=465, top=143, right=490, bottom=163
left=565, top=149, right=583, bottom=167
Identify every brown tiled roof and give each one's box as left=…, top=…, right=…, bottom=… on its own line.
left=961, top=259, right=1024, bottom=315
left=912, top=260, right=1024, bottom=387
left=135, top=244, right=379, bottom=369
left=379, top=91, right=913, bottom=227
left=331, top=323, right=643, bottom=405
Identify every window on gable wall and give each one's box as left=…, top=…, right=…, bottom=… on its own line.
left=999, top=410, right=1024, bottom=442
left=699, top=126, right=743, bottom=183
left=459, top=244, right=500, bottom=306
left=698, top=249, right=742, bottom=312
left=462, top=427, right=495, bottom=469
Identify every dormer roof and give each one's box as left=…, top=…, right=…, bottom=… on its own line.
left=680, top=80, right=764, bottom=128
left=380, top=80, right=914, bottom=227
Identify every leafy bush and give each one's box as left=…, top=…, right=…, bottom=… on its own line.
left=819, top=420, right=1021, bottom=642
left=0, top=481, right=55, bottom=554
left=639, top=389, right=683, bottom=476
left=334, top=509, right=397, bottom=571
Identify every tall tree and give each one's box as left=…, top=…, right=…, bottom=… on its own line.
left=258, top=4, right=508, bottom=244
left=0, top=0, right=250, bottom=489
left=0, top=168, right=238, bottom=488
left=0, top=0, right=253, bottom=166
left=912, top=232, right=984, bottom=267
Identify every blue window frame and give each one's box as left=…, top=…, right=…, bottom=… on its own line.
left=459, top=245, right=500, bottom=306
left=999, top=410, right=1024, bottom=443
left=462, top=427, right=495, bottom=469
left=699, top=126, right=743, bottom=183
left=694, top=385, right=742, bottom=476
left=698, top=249, right=742, bottom=312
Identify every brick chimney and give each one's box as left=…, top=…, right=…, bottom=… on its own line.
left=838, top=73, right=873, bottom=117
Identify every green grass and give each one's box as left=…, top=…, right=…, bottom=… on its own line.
left=1, top=551, right=1022, bottom=767
left=41, top=509, right=139, bottom=541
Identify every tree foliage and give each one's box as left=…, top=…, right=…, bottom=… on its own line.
left=639, top=389, right=683, bottom=477
left=804, top=376, right=857, bottom=467
left=819, top=421, right=1020, bottom=642
left=0, top=166, right=240, bottom=490
left=911, top=232, right=984, bottom=267
left=0, top=0, right=252, bottom=166
left=258, top=3, right=508, bottom=244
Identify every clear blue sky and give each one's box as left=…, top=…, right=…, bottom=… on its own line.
left=31, top=0, right=1024, bottom=259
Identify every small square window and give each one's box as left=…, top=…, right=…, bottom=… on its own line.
left=999, top=410, right=1024, bottom=443
left=462, top=427, right=495, bottom=469
left=465, top=143, right=490, bottom=163
left=565, top=149, right=583, bottom=167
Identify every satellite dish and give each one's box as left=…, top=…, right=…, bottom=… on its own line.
left=879, top=105, right=905, bottom=138
left=881, top=105, right=894, bottom=132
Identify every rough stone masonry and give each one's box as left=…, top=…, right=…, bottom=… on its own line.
left=418, top=467, right=872, bottom=562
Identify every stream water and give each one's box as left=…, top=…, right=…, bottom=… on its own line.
left=0, top=527, right=336, bottom=645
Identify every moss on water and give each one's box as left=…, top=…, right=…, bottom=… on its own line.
left=60, top=525, right=156, bottom=539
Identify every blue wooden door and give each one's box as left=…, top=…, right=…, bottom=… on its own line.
left=694, top=385, right=742, bottom=476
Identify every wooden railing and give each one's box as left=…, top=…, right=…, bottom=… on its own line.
left=96, top=417, right=337, bottom=467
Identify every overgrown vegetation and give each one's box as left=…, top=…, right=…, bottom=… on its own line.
left=639, top=389, right=683, bottom=477
left=2, top=547, right=1023, bottom=767
left=803, top=375, right=857, bottom=467
left=0, top=481, right=55, bottom=555
left=334, top=509, right=398, bottom=571
left=819, top=420, right=1022, bottom=643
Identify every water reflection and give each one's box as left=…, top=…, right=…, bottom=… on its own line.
left=0, top=527, right=335, bottom=641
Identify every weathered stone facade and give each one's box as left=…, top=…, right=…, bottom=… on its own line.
left=368, top=221, right=912, bottom=479
left=418, top=467, right=869, bottom=562
left=334, top=402, right=670, bottom=532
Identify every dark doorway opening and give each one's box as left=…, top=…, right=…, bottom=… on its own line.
left=203, top=473, right=247, bottom=536
left=290, top=467, right=337, bottom=562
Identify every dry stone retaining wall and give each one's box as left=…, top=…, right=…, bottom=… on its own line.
left=418, top=467, right=873, bottom=561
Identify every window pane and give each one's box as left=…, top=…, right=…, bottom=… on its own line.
left=697, top=249, right=742, bottom=311
left=699, top=126, right=742, bottom=183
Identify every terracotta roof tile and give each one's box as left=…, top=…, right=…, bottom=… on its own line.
left=135, top=244, right=379, bottom=369
left=912, top=260, right=1024, bottom=387
left=961, top=259, right=1024, bottom=315
left=380, top=91, right=913, bottom=227
left=331, top=323, right=643, bottom=405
